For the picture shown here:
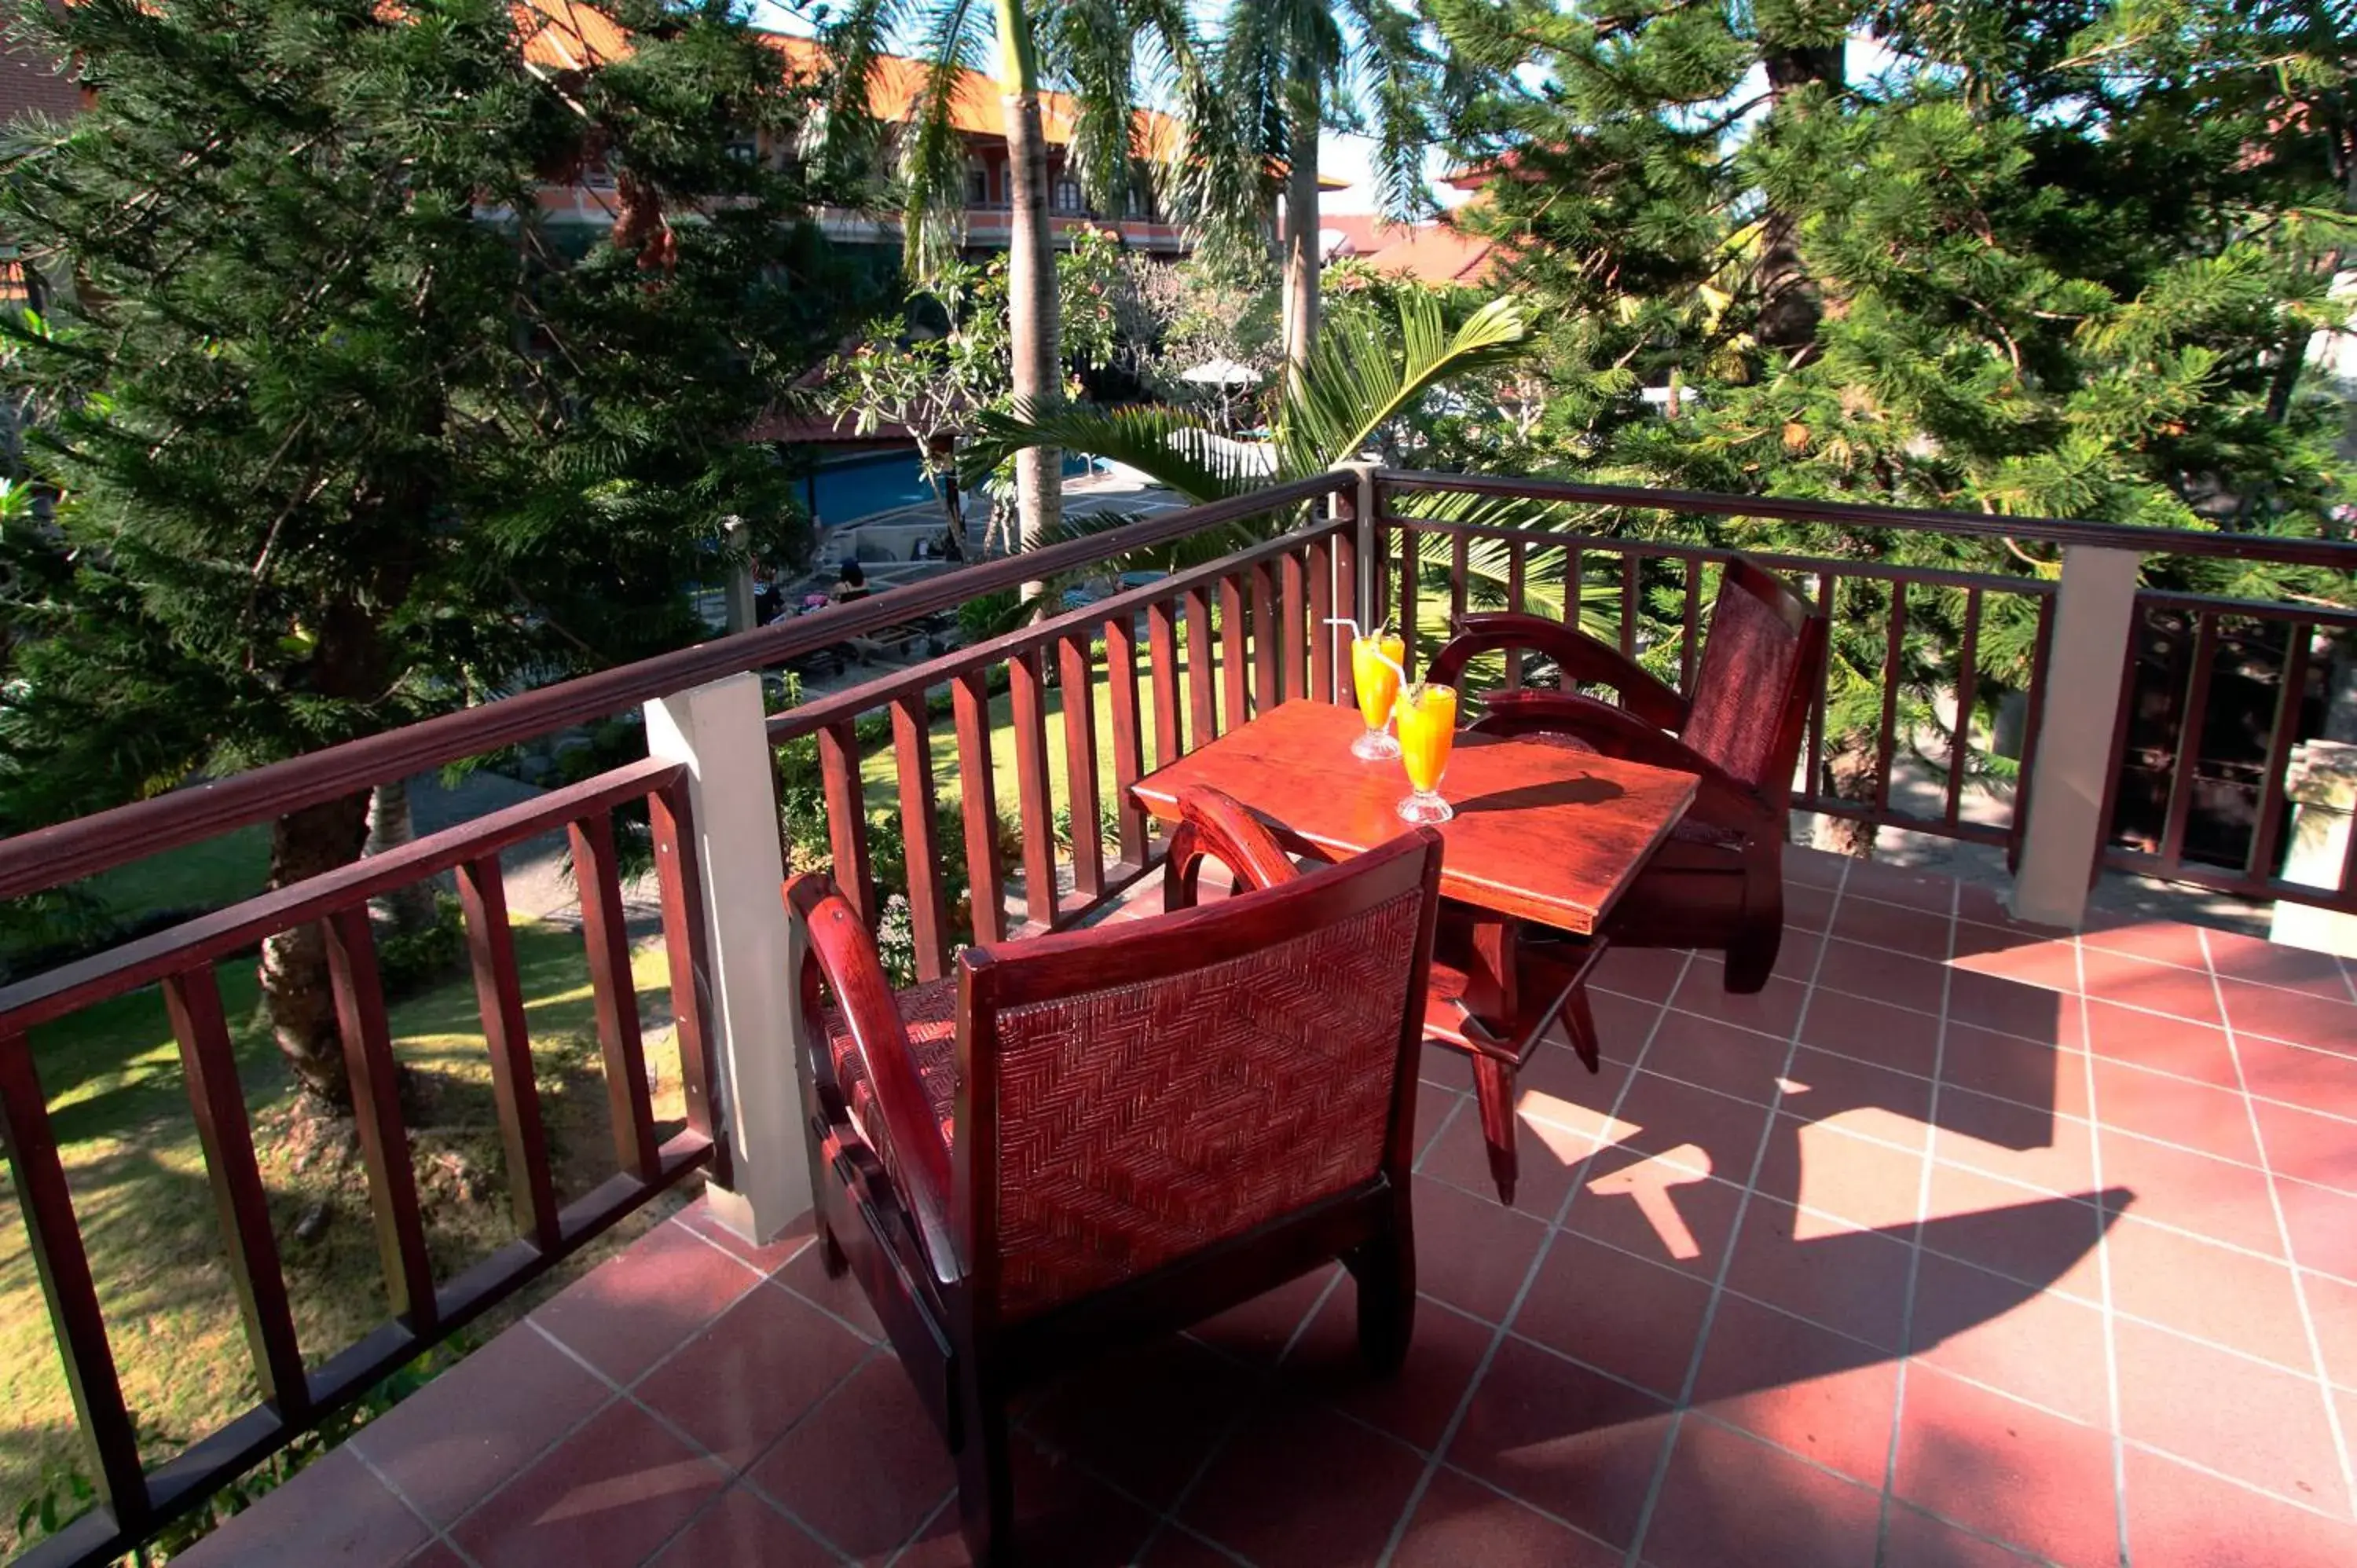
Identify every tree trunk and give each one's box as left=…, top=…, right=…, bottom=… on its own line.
left=1756, top=42, right=1843, bottom=353
left=1281, top=72, right=1322, bottom=390
left=262, top=792, right=371, bottom=1105
left=996, top=1, right=1061, bottom=586
left=1815, top=732, right=1882, bottom=857
left=367, top=777, right=439, bottom=932
left=260, top=596, right=390, bottom=1111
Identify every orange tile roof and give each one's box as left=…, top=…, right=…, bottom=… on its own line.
left=1362, top=222, right=1496, bottom=286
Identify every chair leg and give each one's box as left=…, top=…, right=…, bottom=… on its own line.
left=1724, top=921, right=1781, bottom=995
left=1348, top=1211, right=1417, bottom=1376
left=816, top=1214, right=849, bottom=1279
left=954, top=1377, right=1015, bottom=1568
left=1470, top=1054, right=1519, bottom=1206
left=1562, top=984, right=1602, bottom=1075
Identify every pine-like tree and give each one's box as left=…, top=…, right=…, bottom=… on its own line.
left=0, top=0, right=854, bottom=1104
left=1432, top=0, right=2353, bottom=843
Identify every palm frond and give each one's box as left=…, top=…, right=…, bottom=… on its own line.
left=898, top=0, right=989, bottom=281
left=960, top=402, right=1270, bottom=504
left=1045, top=0, right=1138, bottom=215
left=1277, top=292, right=1534, bottom=471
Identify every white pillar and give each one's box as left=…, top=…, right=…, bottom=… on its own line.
left=722, top=515, right=757, bottom=635
left=2010, top=545, right=2142, bottom=928
left=644, top=672, right=811, bottom=1241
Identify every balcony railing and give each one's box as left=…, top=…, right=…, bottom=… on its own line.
left=0, top=465, right=2348, bottom=1566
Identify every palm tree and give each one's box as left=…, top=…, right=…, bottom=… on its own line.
left=821, top=2, right=1197, bottom=562
left=1178, top=0, right=1445, bottom=386
left=960, top=291, right=1610, bottom=660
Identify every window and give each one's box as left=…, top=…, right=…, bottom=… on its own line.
left=1125, top=180, right=1156, bottom=221
left=1053, top=173, right=1084, bottom=213
left=725, top=129, right=761, bottom=165
left=966, top=158, right=992, bottom=207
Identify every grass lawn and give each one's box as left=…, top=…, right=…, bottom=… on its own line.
left=0, top=918, right=684, bottom=1557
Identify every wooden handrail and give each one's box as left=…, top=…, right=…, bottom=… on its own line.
left=0, top=473, right=1347, bottom=902
left=1376, top=468, right=2357, bottom=569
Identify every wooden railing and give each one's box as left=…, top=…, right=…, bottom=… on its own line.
left=2, top=460, right=2352, bottom=1566
left=1367, top=469, right=2357, bottom=914
left=0, top=473, right=1347, bottom=1568
left=762, top=486, right=1362, bottom=963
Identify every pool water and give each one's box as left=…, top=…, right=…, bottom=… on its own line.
left=807, top=450, right=1094, bottom=528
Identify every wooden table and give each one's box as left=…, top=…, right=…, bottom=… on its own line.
left=1132, top=699, right=1698, bottom=1203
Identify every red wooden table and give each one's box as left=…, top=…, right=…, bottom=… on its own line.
left=1132, top=699, right=1699, bottom=1202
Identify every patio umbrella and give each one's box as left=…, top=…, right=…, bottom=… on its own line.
left=1178, top=357, right=1263, bottom=387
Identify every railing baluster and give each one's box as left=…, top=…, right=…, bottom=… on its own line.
left=455, top=856, right=559, bottom=1248
left=1618, top=551, right=1640, bottom=661
left=1332, top=530, right=1358, bottom=708
left=165, top=964, right=310, bottom=1417
left=1505, top=538, right=1526, bottom=691
left=816, top=721, right=874, bottom=927
left=1874, top=584, right=1908, bottom=816
left=1220, top=570, right=1250, bottom=727
left=1449, top=530, right=1469, bottom=631
left=2010, top=592, right=2056, bottom=870
left=2246, top=623, right=2311, bottom=881
left=1252, top=559, right=1280, bottom=712
left=1308, top=536, right=1335, bottom=704
left=1, top=1032, right=151, bottom=1523
left=1060, top=634, right=1105, bottom=903
left=892, top=694, right=952, bottom=980
left=1946, top=588, right=1983, bottom=832
left=323, top=908, right=437, bottom=1332
left=1398, top=526, right=1420, bottom=678
left=2157, top=611, right=2219, bottom=874
left=1810, top=572, right=1837, bottom=790
left=1681, top=555, right=1703, bottom=692
left=1370, top=515, right=1391, bottom=626
left=646, top=782, right=725, bottom=1186
left=951, top=669, right=1006, bottom=944
left=1563, top=544, right=1582, bottom=628
left=1105, top=612, right=1148, bottom=866
left=1148, top=597, right=1184, bottom=766
left=1281, top=549, right=1307, bottom=702
left=1009, top=650, right=1060, bottom=930
left=1183, top=584, right=1218, bottom=746
left=569, top=811, right=661, bottom=1182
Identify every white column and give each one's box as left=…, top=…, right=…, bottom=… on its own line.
left=2010, top=545, right=2142, bottom=928
left=644, top=672, right=811, bottom=1241
left=1343, top=460, right=1380, bottom=617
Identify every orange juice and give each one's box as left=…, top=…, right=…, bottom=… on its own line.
left=1394, top=683, right=1457, bottom=793
left=1352, top=633, right=1404, bottom=731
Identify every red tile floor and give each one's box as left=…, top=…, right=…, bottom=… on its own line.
left=181, top=852, right=2357, bottom=1568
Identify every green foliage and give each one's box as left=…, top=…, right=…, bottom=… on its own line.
left=1425, top=0, right=2355, bottom=822
left=0, top=0, right=858, bottom=837
left=12, top=1344, right=455, bottom=1559
left=376, top=892, right=466, bottom=998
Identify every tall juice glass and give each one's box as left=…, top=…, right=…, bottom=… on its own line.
left=1350, top=632, right=1405, bottom=760
left=1393, top=683, right=1458, bottom=822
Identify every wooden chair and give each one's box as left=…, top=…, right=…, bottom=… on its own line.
left=1427, top=558, right=1829, bottom=995
left=789, top=789, right=1444, bottom=1566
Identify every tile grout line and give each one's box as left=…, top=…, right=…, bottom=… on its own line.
left=2196, top=923, right=2357, bottom=1526
left=1124, top=1263, right=1354, bottom=1565
left=1618, top=856, right=1853, bottom=1567
left=1872, top=873, right=1960, bottom=1561
left=1371, top=945, right=1703, bottom=1568
left=342, top=1438, right=488, bottom=1568
left=528, top=1313, right=884, bottom=1568
left=2071, top=919, right=2133, bottom=1568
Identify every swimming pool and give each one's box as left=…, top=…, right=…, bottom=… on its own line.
left=806, top=450, right=1095, bottom=528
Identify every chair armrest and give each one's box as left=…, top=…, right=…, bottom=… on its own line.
left=783, top=875, right=955, bottom=1255
left=1476, top=693, right=1776, bottom=833
left=1429, top=612, right=1689, bottom=733
left=1164, top=786, right=1299, bottom=911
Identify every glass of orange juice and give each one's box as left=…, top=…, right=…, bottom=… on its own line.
left=1350, top=631, right=1406, bottom=760
left=1393, top=683, right=1458, bottom=822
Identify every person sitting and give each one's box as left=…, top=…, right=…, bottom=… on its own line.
left=830, top=559, right=872, bottom=603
